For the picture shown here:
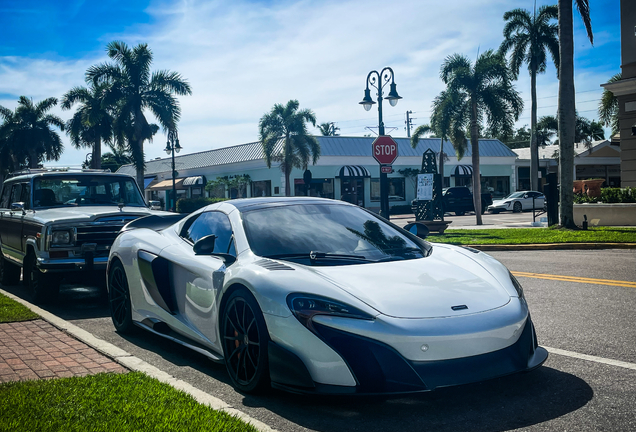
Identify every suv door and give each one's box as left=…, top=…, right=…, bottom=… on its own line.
left=2, top=184, right=25, bottom=260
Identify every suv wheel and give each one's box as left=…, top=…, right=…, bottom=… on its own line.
left=0, top=254, right=21, bottom=286
left=24, top=253, right=60, bottom=303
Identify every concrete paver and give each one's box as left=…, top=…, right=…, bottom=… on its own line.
left=0, top=319, right=127, bottom=383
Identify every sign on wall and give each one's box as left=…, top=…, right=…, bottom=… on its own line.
left=417, top=174, right=434, bottom=200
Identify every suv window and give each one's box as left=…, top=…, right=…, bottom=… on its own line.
left=181, top=211, right=236, bottom=255
left=20, top=183, right=31, bottom=209
left=9, top=184, right=22, bottom=207
left=0, top=183, right=13, bottom=209
left=33, top=175, right=145, bottom=207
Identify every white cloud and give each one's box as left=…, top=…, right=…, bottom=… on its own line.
left=0, top=0, right=620, bottom=167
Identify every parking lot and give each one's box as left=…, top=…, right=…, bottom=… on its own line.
left=2, top=247, right=635, bottom=432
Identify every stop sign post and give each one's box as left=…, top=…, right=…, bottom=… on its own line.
left=372, top=135, right=398, bottom=217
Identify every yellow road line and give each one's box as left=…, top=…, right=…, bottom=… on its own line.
left=511, top=271, right=636, bottom=288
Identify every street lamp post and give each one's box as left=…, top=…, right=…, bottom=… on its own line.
left=164, top=130, right=182, bottom=211
left=359, top=67, right=402, bottom=218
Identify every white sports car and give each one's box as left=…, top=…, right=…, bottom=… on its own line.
left=488, top=191, right=546, bottom=213
left=107, top=197, right=547, bottom=394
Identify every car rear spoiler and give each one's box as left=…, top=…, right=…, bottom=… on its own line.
left=121, top=214, right=187, bottom=232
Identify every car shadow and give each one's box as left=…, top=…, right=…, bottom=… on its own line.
left=240, top=366, right=593, bottom=432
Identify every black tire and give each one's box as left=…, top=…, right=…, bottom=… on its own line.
left=108, top=260, right=135, bottom=334
left=221, top=288, right=270, bottom=393
left=0, top=254, right=21, bottom=286
left=513, top=201, right=522, bottom=213
left=455, top=211, right=465, bottom=216
left=491, top=209, right=501, bottom=214
left=24, top=253, right=59, bottom=303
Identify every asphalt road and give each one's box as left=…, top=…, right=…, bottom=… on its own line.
left=390, top=209, right=548, bottom=229
left=3, top=248, right=635, bottom=432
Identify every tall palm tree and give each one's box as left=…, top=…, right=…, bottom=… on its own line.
left=557, top=0, right=593, bottom=228
left=258, top=100, right=320, bottom=196
left=499, top=5, right=559, bottom=192
left=0, top=97, right=64, bottom=169
left=537, top=113, right=603, bottom=149
left=61, top=83, right=114, bottom=169
left=318, top=122, right=339, bottom=136
left=437, top=51, right=523, bottom=225
left=87, top=41, right=192, bottom=191
left=599, top=73, right=620, bottom=136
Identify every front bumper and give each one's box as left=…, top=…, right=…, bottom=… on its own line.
left=269, top=316, right=547, bottom=395
left=37, top=255, right=108, bottom=272
left=488, top=202, right=512, bottom=212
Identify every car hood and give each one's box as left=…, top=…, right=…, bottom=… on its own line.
left=28, top=206, right=167, bottom=225
left=492, top=199, right=512, bottom=205
left=304, top=245, right=511, bottom=319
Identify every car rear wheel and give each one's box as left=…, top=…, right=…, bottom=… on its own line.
left=222, top=288, right=270, bottom=393
left=0, top=254, right=21, bottom=286
left=513, top=201, right=522, bottom=213
left=108, top=260, right=135, bottom=334
left=455, top=211, right=465, bottom=216
left=24, top=253, right=59, bottom=304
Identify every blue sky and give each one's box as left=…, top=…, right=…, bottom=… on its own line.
left=0, top=0, right=621, bottom=166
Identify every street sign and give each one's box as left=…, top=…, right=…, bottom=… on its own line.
left=381, top=165, right=392, bottom=173
left=372, top=135, right=398, bottom=165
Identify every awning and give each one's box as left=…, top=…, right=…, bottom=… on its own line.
left=146, top=178, right=185, bottom=190
left=143, top=177, right=156, bottom=189
left=336, top=165, right=371, bottom=178
left=451, top=165, right=473, bottom=177
left=183, top=175, right=207, bottom=186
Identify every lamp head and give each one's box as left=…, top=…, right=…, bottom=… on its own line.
left=386, top=83, right=402, bottom=107
left=175, top=139, right=181, bottom=153
left=359, top=88, right=375, bottom=111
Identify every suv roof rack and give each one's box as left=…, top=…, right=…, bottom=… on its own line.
left=8, top=167, right=112, bottom=178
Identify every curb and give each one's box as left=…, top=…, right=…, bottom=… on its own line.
left=465, top=243, right=636, bottom=251
left=0, top=288, right=277, bottom=432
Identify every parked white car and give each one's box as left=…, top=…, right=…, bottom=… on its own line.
left=107, top=197, right=547, bottom=395
left=488, top=191, right=546, bottom=213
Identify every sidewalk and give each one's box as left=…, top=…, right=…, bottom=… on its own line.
left=0, top=319, right=126, bottom=383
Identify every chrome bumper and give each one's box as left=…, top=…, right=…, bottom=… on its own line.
left=37, top=256, right=108, bottom=272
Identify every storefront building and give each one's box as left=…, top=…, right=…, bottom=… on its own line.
left=118, top=136, right=518, bottom=211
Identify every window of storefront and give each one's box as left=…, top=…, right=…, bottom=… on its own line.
left=370, top=178, right=406, bottom=201
left=294, top=179, right=334, bottom=198
left=481, top=176, right=510, bottom=198
left=252, top=180, right=272, bottom=197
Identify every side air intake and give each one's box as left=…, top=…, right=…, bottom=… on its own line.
left=254, top=259, right=295, bottom=271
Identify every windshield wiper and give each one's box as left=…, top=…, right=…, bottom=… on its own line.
left=264, top=252, right=371, bottom=263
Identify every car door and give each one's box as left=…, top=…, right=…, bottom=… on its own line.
left=162, top=211, right=236, bottom=350
left=2, top=184, right=25, bottom=260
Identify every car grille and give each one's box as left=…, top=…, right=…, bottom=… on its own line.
left=75, top=224, right=125, bottom=249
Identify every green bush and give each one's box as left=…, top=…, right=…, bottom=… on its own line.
left=576, top=187, right=635, bottom=204
left=390, top=204, right=414, bottom=215
left=176, top=197, right=227, bottom=213
left=600, top=188, right=622, bottom=203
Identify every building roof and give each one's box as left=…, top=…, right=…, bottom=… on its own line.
left=513, top=140, right=618, bottom=160
left=117, top=136, right=517, bottom=176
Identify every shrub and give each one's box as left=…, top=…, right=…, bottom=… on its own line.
left=600, top=188, right=622, bottom=203
left=176, top=197, right=227, bottom=213
left=576, top=187, right=635, bottom=204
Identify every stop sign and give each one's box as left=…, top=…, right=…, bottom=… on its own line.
left=372, top=135, right=398, bottom=165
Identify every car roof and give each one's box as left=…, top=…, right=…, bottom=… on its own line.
left=4, top=171, right=134, bottom=183
left=221, top=196, right=351, bottom=212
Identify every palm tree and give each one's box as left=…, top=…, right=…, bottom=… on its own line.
left=436, top=51, right=523, bottom=225
left=557, top=0, right=593, bottom=228
left=258, top=100, right=320, bottom=196
left=318, top=122, right=339, bottom=136
left=0, top=97, right=64, bottom=169
left=499, top=5, right=559, bottom=192
left=87, top=41, right=192, bottom=191
left=599, top=73, right=620, bottom=136
left=537, top=113, right=603, bottom=149
left=61, top=83, right=114, bottom=169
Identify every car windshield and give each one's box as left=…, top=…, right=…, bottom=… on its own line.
left=505, top=192, right=526, bottom=199
left=242, top=203, right=428, bottom=265
left=33, top=175, right=146, bottom=208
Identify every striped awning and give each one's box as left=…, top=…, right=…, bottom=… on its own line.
left=336, top=165, right=371, bottom=178
left=183, top=175, right=206, bottom=186
left=451, top=165, right=473, bottom=177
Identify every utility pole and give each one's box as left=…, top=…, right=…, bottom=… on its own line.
left=405, top=110, right=413, bottom=137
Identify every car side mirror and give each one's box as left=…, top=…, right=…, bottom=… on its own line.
left=404, top=222, right=430, bottom=239
left=193, top=235, right=217, bottom=255
left=10, top=202, right=26, bottom=214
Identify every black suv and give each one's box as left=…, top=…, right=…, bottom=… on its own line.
left=441, top=186, right=494, bottom=216
left=0, top=169, right=165, bottom=302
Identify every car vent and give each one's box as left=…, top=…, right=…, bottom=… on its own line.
left=254, top=259, right=295, bottom=271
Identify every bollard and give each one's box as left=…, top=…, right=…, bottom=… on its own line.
left=582, top=214, right=588, bottom=230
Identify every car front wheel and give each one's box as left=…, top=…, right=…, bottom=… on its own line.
left=24, top=253, right=60, bottom=303
left=108, top=260, right=135, bottom=334
left=222, top=288, right=270, bottom=393
left=513, top=201, right=523, bottom=213
left=0, top=254, right=21, bottom=286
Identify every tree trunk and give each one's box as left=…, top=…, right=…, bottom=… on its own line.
left=135, top=137, right=145, bottom=196
left=93, top=137, right=102, bottom=169
left=470, top=101, right=483, bottom=225
left=557, top=0, right=577, bottom=228
left=29, top=150, right=38, bottom=168
left=530, top=69, right=539, bottom=192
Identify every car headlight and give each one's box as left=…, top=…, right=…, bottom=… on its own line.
left=509, top=271, right=524, bottom=299
left=51, top=230, right=72, bottom=246
left=287, top=293, right=375, bottom=332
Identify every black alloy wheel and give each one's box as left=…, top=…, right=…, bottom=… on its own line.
left=222, top=289, right=269, bottom=393
left=108, top=260, right=134, bottom=333
left=513, top=201, right=523, bottom=213
left=25, top=253, right=59, bottom=303
left=0, top=254, right=21, bottom=286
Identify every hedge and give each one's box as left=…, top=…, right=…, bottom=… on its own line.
left=176, top=197, right=228, bottom=213
left=574, top=187, right=635, bottom=204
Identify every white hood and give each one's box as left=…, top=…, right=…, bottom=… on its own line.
left=308, top=246, right=511, bottom=319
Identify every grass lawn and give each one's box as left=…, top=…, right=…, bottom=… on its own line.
left=0, top=292, right=39, bottom=323
left=0, top=372, right=257, bottom=432
left=431, top=227, right=636, bottom=245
